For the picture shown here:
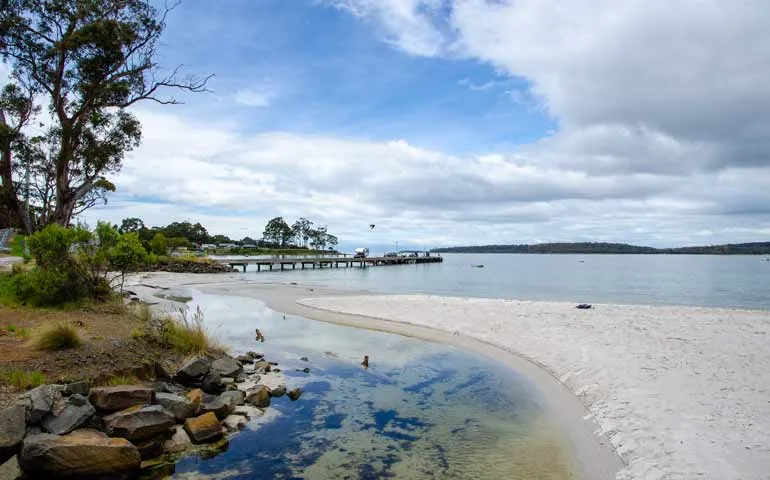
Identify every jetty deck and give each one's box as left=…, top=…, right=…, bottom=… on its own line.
left=219, top=255, right=443, bottom=272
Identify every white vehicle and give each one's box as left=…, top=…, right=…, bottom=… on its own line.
left=354, top=247, right=369, bottom=258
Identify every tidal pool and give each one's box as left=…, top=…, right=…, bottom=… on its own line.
left=166, top=291, right=577, bottom=479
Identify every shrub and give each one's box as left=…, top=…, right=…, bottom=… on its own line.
left=34, top=322, right=82, bottom=351
left=7, top=325, right=15, bottom=332
left=149, top=232, right=169, bottom=256
left=1, top=368, right=45, bottom=391
left=11, top=268, right=89, bottom=307
left=158, top=306, right=223, bottom=356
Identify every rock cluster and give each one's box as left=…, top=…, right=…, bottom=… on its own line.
left=0, top=352, right=294, bottom=478
left=147, top=259, right=235, bottom=274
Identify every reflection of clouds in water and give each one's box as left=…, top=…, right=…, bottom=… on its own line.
left=172, top=291, right=574, bottom=479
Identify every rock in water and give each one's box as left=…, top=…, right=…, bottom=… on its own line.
left=245, top=386, right=271, bottom=408
left=174, top=357, right=212, bottom=385
left=88, top=386, right=153, bottom=412
left=19, top=429, right=141, bottom=478
left=0, top=404, right=26, bottom=463
left=183, top=413, right=222, bottom=444
left=287, top=388, right=302, bottom=401
left=253, top=360, right=271, bottom=374
left=154, top=393, right=197, bottom=422
left=269, top=385, right=287, bottom=398
left=103, top=405, right=175, bottom=443
left=222, top=415, right=246, bottom=432
left=361, top=355, right=369, bottom=369
left=41, top=395, right=96, bottom=435
left=576, top=303, right=593, bottom=309
left=211, top=357, right=242, bottom=377
left=232, top=405, right=263, bottom=420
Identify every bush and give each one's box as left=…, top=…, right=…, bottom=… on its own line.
left=149, top=232, right=168, bottom=256
left=157, top=306, right=223, bottom=356
left=34, top=323, right=82, bottom=351
left=11, top=268, right=89, bottom=307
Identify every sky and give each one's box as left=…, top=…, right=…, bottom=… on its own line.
left=20, top=1, right=770, bottom=248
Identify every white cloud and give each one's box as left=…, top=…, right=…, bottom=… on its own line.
left=233, top=87, right=275, bottom=107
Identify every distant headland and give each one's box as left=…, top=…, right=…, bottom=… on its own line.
left=431, top=242, right=770, bottom=255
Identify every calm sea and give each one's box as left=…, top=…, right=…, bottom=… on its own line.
left=234, top=254, right=770, bottom=309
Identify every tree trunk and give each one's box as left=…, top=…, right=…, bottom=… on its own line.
left=0, top=146, right=33, bottom=235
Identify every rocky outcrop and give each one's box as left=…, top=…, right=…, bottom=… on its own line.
left=0, top=404, right=26, bottom=463
left=41, top=395, right=96, bottom=435
left=211, top=357, right=242, bottom=377
left=103, top=405, right=175, bottom=443
left=19, top=429, right=141, bottom=478
left=154, top=393, right=197, bottom=422
left=183, top=413, right=222, bottom=444
left=147, top=259, right=234, bottom=274
left=88, top=386, right=153, bottom=412
left=174, top=358, right=211, bottom=385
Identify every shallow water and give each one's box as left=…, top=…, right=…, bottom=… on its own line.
left=167, top=292, right=577, bottom=479
left=219, top=253, right=770, bottom=309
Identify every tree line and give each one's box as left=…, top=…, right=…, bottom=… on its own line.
left=431, top=242, right=770, bottom=255
left=116, top=216, right=339, bottom=252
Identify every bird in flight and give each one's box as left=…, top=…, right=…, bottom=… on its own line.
left=369, top=224, right=375, bottom=230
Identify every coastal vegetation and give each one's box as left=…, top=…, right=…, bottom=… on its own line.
left=432, top=241, right=770, bottom=255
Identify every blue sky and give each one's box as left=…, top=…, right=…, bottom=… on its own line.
left=69, top=0, right=770, bottom=250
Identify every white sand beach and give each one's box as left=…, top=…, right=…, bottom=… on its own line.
left=126, top=273, right=770, bottom=479
left=297, top=295, right=770, bottom=480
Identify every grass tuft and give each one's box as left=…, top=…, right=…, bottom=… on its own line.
left=7, top=324, right=16, bottom=332
left=102, top=375, right=138, bottom=386
left=160, top=306, right=225, bottom=356
left=34, top=322, right=82, bottom=351
left=1, top=367, right=45, bottom=391
left=130, top=327, right=144, bottom=339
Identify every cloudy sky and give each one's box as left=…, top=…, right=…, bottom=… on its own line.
left=69, top=0, right=770, bottom=248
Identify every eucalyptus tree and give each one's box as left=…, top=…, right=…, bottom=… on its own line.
left=0, top=0, right=210, bottom=233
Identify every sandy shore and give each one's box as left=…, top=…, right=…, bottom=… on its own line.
left=126, top=272, right=770, bottom=479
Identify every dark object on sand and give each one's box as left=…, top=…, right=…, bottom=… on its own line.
left=472, top=264, right=484, bottom=268
left=361, top=355, right=369, bottom=369
left=255, top=329, right=265, bottom=342
left=576, top=304, right=592, bottom=309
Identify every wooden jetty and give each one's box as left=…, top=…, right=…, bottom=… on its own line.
left=219, top=255, right=443, bottom=272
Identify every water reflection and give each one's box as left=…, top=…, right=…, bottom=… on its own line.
left=165, top=291, right=574, bottom=479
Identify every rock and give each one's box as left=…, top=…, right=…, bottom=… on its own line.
left=299, top=357, right=309, bottom=362
left=88, top=386, right=153, bottom=412
left=219, top=390, right=245, bottom=407
left=19, top=429, right=141, bottom=478
left=150, top=381, right=184, bottom=394
left=198, top=398, right=231, bottom=420
left=234, top=372, right=247, bottom=383
left=269, top=362, right=279, bottom=366
left=24, top=385, right=64, bottom=425
left=134, top=437, right=165, bottom=460
left=0, top=404, right=26, bottom=464
left=222, top=415, right=246, bottom=432
left=202, top=371, right=225, bottom=394
left=253, top=360, right=271, bottom=374
left=287, top=388, right=302, bottom=401
left=246, top=351, right=263, bottom=360
left=0, top=455, right=21, bottom=480
left=235, top=355, right=253, bottom=364
left=174, top=357, right=211, bottom=385
left=162, top=426, right=192, bottom=454
left=41, top=395, right=96, bottom=435
left=211, top=357, right=242, bottom=377
left=298, top=367, right=310, bottom=374
left=103, top=405, right=175, bottom=443
left=64, top=381, right=90, bottom=397
left=183, top=413, right=221, bottom=444
left=272, top=368, right=282, bottom=373
left=153, top=362, right=173, bottom=382
left=232, top=405, right=264, bottom=420
left=269, top=385, right=287, bottom=398
left=154, top=392, right=197, bottom=422
left=221, top=377, right=235, bottom=386
left=245, top=386, right=270, bottom=408
left=185, top=389, right=204, bottom=405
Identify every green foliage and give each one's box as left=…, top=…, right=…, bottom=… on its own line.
left=149, top=232, right=169, bottom=256
left=34, top=322, right=82, bottom=351
left=6, top=325, right=15, bottom=332
left=263, top=216, right=293, bottom=247
left=102, top=375, right=139, bottom=387
left=156, top=306, right=223, bottom=356
left=1, top=367, right=45, bottom=391
left=8, top=235, right=26, bottom=257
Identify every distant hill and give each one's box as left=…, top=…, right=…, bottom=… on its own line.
left=431, top=242, right=770, bottom=255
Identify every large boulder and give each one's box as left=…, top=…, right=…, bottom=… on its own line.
left=24, top=385, right=64, bottom=425
left=154, top=393, right=197, bottom=422
left=41, top=395, right=96, bottom=435
left=19, top=429, right=141, bottom=478
left=88, top=386, right=153, bottom=412
left=245, top=386, right=270, bottom=408
left=211, top=357, right=242, bottom=377
left=0, top=404, right=26, bottom=463
left=183, top=413, right=221, bottom=444
left=103, top=405, right=175, bottom=443
left=202, top=371, right=225, bottom=394
left=174, top=357, right=211, bottom=385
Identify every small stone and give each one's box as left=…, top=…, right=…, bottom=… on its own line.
left=88, top=386, right=153, bottom=412
left=211, top=357, right=242, bottom=377
left=234, top=372, right=247, bottom=383
left=246, top=351, right=263, bottom=360
left=269, top=385, right=287, bottom=398
left=222, top=415, right=246, bottom=432
left=236, top=355, right=253, bottom=364
left=253, top=361, right=271, bottom=374
left=185, top=388, right=204, bottom=405
left=299, top=357, right=309, bottom=362
left=287, top=388, right=302, bottom=401
left=221, top=377, right=235, bottom=385
left=232, top=405, right=264, bottom=420
left=162, top=425, right=192, bottom=454
left=64, top=381, right=90, bottom=397
left=154, top=393, right=197, bottom=422
left=298, top=367, right=310, bottom=374
left=245, top=386, right=271, bottom=408
left=183, top=413, right=222, bottom=444
left=103, top=405, right=175, bottom=443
